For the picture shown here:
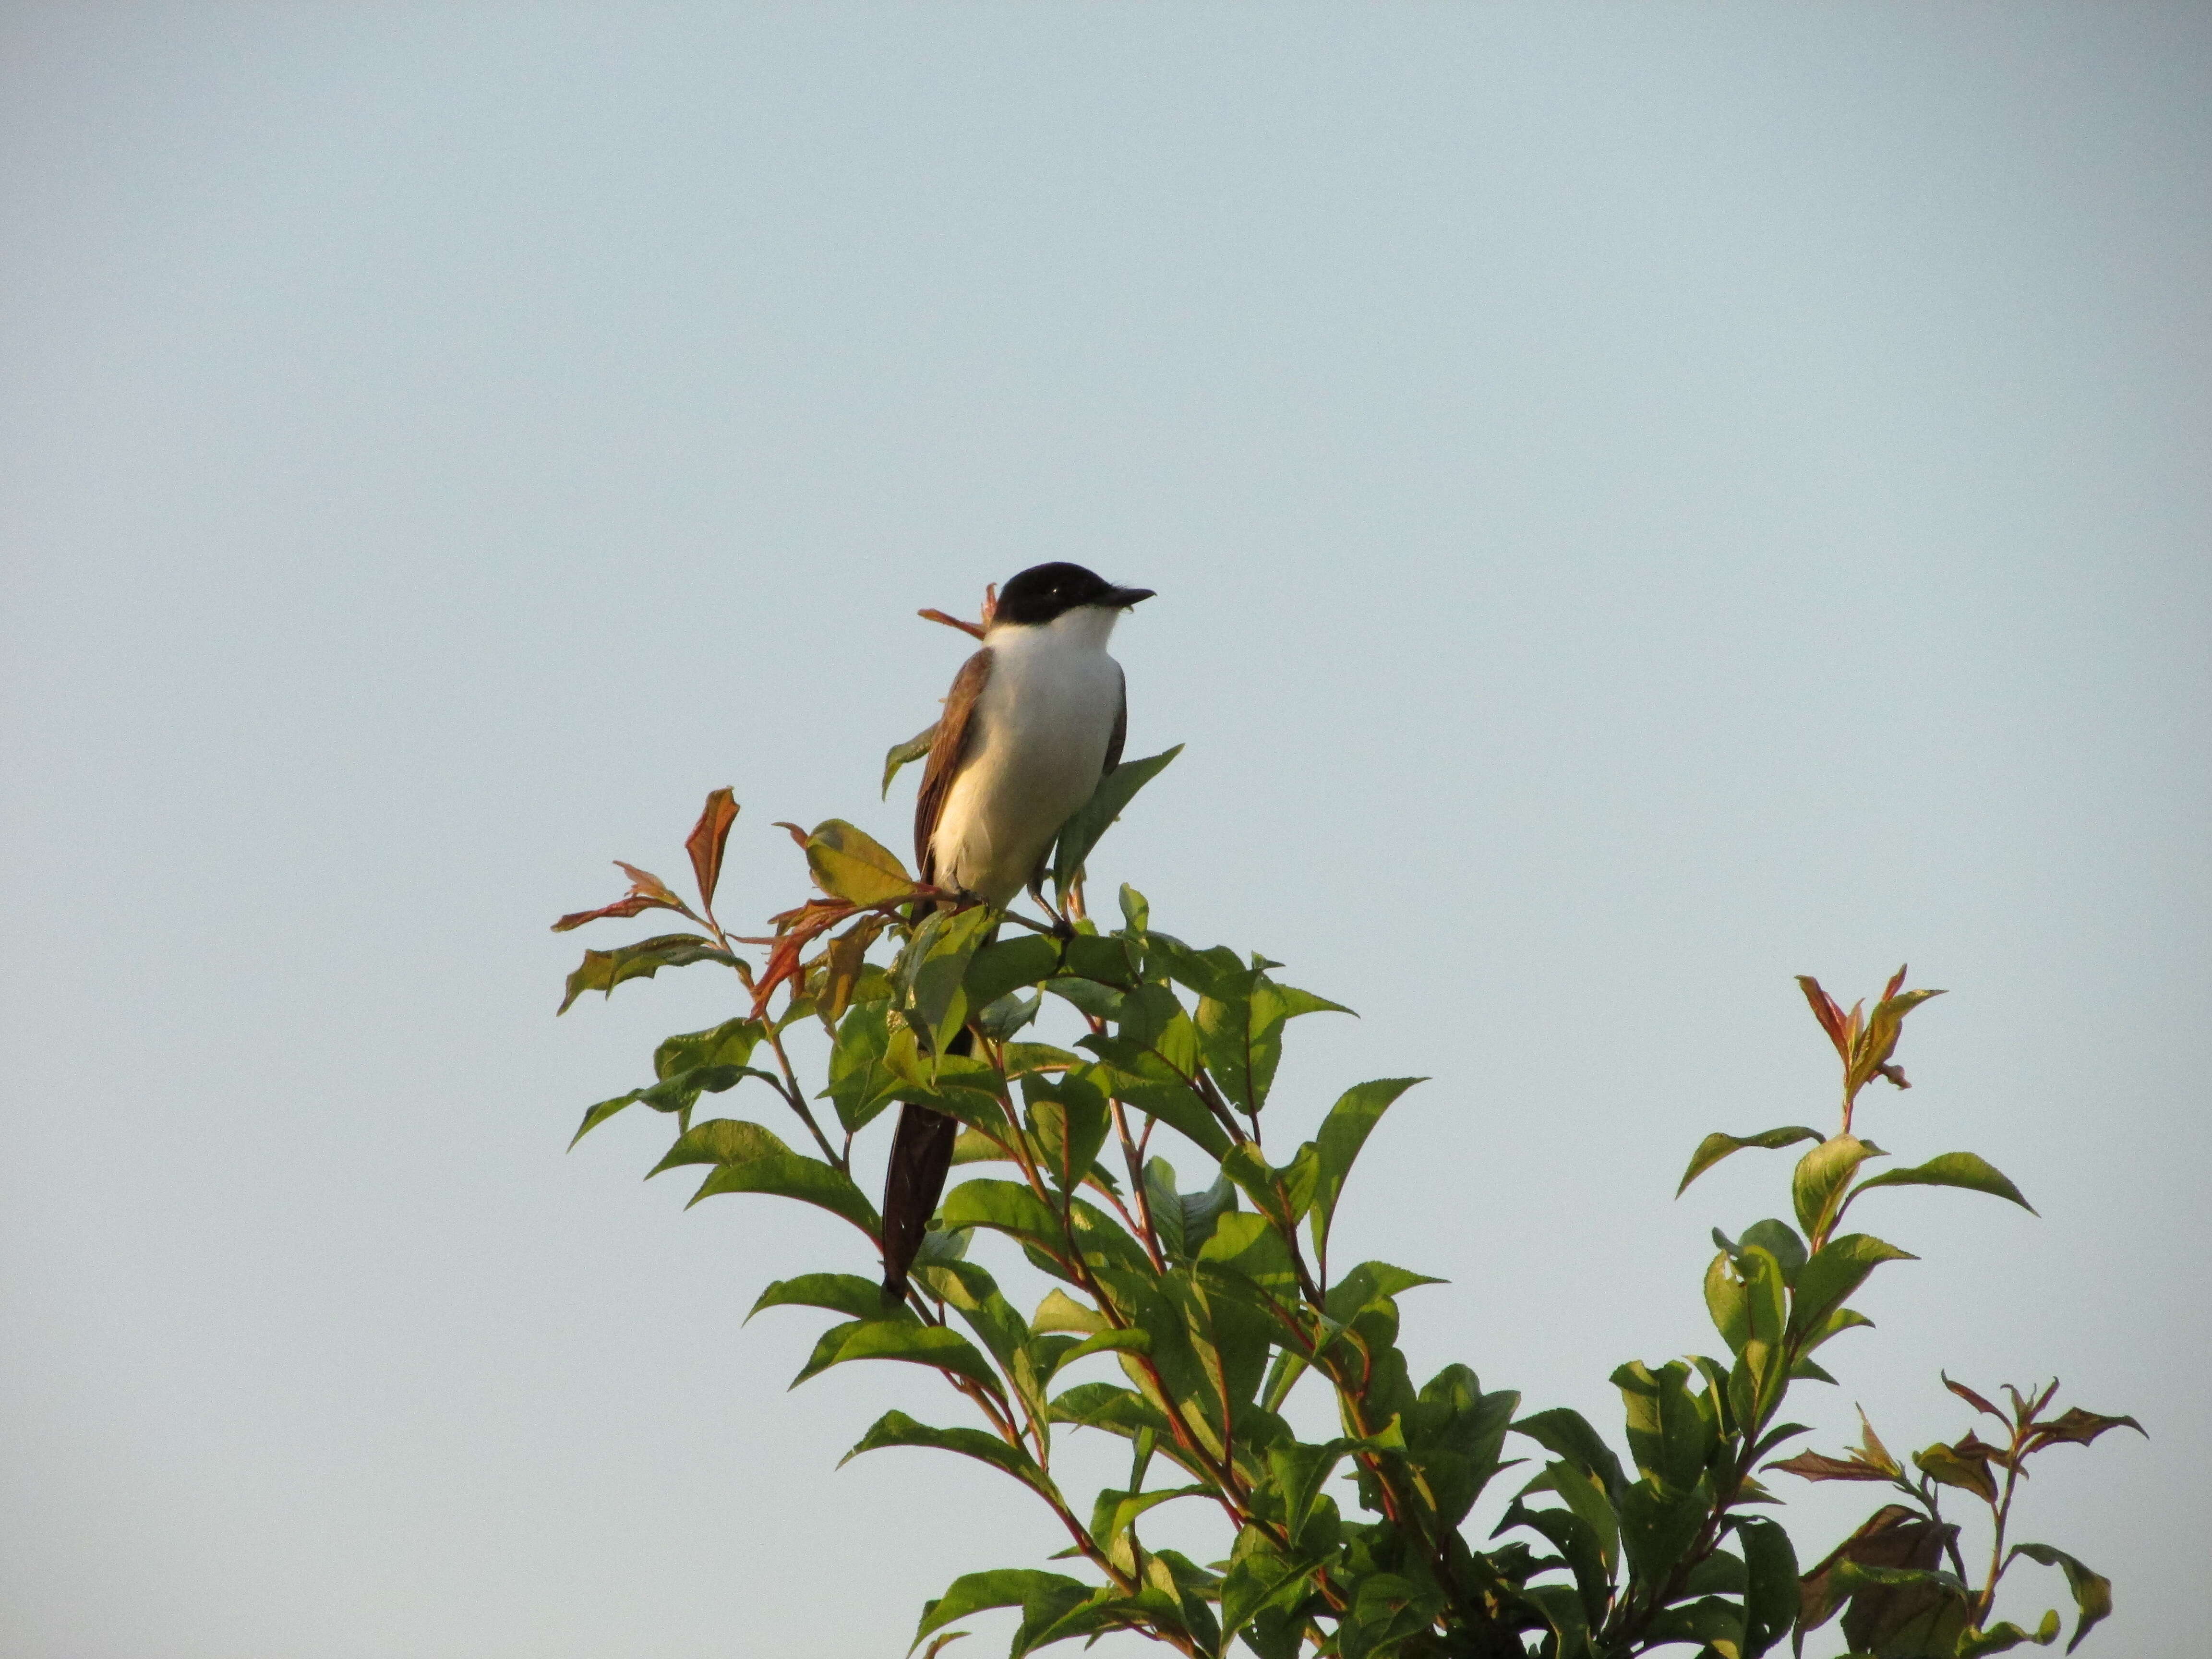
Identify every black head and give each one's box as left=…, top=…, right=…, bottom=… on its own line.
left=993, top=562, right=1155, bottom=627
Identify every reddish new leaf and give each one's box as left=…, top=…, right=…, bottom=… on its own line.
left=1797, top=974, right=1849, bottom=1060
left=553, top=893, right=670, bottom=932
left=685, top=788, right=739, bottom=912
left=614, top=861, right=683, bottom=906
left=1798, top=1504, right=1960, bottom=1645
left=552, top=861, right=688, bottom=932
left=1769, top=1450, right=1895, bottom=1483
left=917, top=581, right=998, bottom=640
left=1942, top=1372, right=2004, bottom=1421
left=2025, top=1407, right=2146, bottom=1453
left=918, top=607, right=986, bottom=641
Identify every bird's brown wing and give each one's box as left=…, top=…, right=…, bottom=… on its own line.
left=1104, top=667, right=1127, bottom=775
left=914, top=647, right=992, bottom=887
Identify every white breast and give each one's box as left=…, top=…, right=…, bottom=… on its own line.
left=931, top=609, right=1125, bottom=907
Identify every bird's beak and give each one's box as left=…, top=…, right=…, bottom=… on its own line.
left=1106, top=586, right=1156, bottom=609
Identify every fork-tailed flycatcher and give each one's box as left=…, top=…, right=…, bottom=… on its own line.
left=879, top=562, right=1154, bottom=1299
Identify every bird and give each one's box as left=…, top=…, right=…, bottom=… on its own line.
left=879, top=562, right=1154, bottom=1301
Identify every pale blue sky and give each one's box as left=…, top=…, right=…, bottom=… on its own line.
left=3, top=6, right=2206, bottom=1656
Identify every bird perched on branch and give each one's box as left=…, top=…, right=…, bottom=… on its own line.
left=879, top=562, right=1154, bottom=1300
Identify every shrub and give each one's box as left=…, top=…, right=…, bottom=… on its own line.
left=552, top=757, right=2138, bottom=1659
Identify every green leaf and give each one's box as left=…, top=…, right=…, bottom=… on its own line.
left=1088, top=1484, right=1208, bottom=1550
left=1612, top=1360, right=1716, bottom=1491
left=2008, top=1543, right=2112, bottom=1653
left=1850, top=985, right=1946, bottom=1097
left=684, top=1124, right=882, bottom=1238
left=805, top=818, right=918, bottom=906
left=882, top=722, right=937, bottom=798
left=822, top=998, right=902, bottom=1134
left=1052, top=1327, right=1151, bottom=1371
left=1642, top=1596, right=1742, bottom=1655
left=1733, top=1514, right=1800, bottom=1657
left=1197, top=1213, right=1300, bottom=1305
left=1192, top=970, right=1347, bottom=1116
left=966, top=934, right=1063, bottom=1010
left=894, top=904, right=994, bottom=1057
left=1049, top=745, right=1183, bottom=904
left=1847, top=1151, right=2037, bottom=1217
left=793, top=1318, right=1004, bottom=1398
left=1792, top=1133, right=1886, bottom=1240
left=1616, top=1474, right=1711, bottom=1582
left=1118, top=884, right=1150, bottom=934
left=1522, top=1459, right=1622, bottom=1582
left=914, top=1570, right=1094, bottom=1651
left=1033, top=1288, right=1106, bottom=1335
left=1500, top=1500, right=1611, bottom=1631
left=1044, top=976, right=1124, bottom=1022
left=1048, top=1382, right=1182, bottom=1452
left=1080, top=1039, right=1230, bottom=1159
left=1061, top=932, right=1140, bottom=988
left=1735, top=1217, right=1809, bottom=1286
left=1514, top=1581, right=1595, bottom=1659
left=843, top=1408, right=1048, bottom=1491
left=1325, top=1260, right=1446, bottom=1327
left=974, top=991, right=1040, bottom=1043
left=1022, top=1070, right=1111, bottom=1196
left=653, top=1016, right=764, bottom=1079
left=1915, top=1440, right=2000, bottom=1504
left=1675, top=1124, right=1824, bottom=1196
left=568, top=1093, right=641, bottom=1147
left=938, top=1179, right=1070, bottom=1265
left=1308, top=1077, right=1423, bottom=1259
left=749, top=1273, right=900, bottom=1323
left=558, top=933, right=737, bottom=1013
left=1513, top=1407, right=1627, bottom=1499
left=648, top=1116, right=797, bottom=1177
left=1789, top=1232, right=1918, bottom=1342
left=1960, top=1611, right=2064, bottom=1656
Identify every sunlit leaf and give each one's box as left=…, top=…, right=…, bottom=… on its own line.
left=805, top=818, right=918, bottom=906
left=1050, top=745, right=1182, bottom=904
left=821, top=998, right=902, bottom=1134
left=1915, top=1438, right=2001, bottom=1504
left=750, top=1273, right=905, bottom=1323
left=905, top=904, right=998, bottom=1058
left=1308, top=1077, right=1422, bottom=1259
left=966, top=934, right=1062, bottom=1011
left=1789, top=1232, right=1917, bottom=1342
left=793, top=1318, right=1005, bottom=1397
left=1847, top=1151, right=2036, bottom=1217
left=843, top=1408, right=1047, bottom=1491
left=1850, top=983, right=1946, bottom=1097
left=683, top=1124, right=880, bottom=1238
left=2007, top=1542, right=2113, bottom=1653
left=1675, top=1125, right=1823, bottom=1197
left=1792, top=1133, right=1886, bottom=1240
left=914, top=1569, right=1094, bottom=1650
left=558, top=933, right=737, bottom=1013
left=882, top=723, right=937, bottom=799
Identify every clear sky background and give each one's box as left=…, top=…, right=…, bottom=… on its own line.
left=3, top=6, right=2206, bottom=1656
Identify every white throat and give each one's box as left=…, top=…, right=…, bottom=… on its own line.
left=987, top=604, right=1123, bottom=654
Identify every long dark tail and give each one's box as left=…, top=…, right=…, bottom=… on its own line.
left=878, top=1026, right=973, bottom=1302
